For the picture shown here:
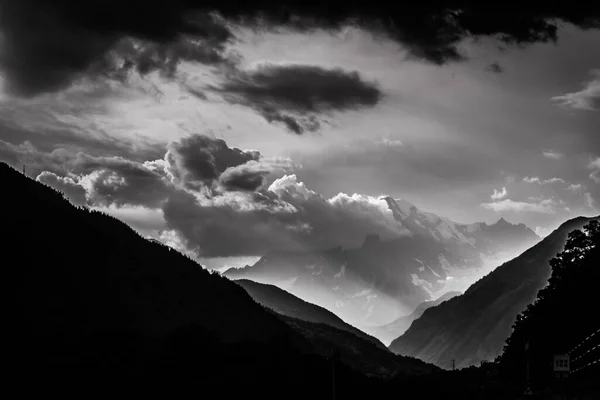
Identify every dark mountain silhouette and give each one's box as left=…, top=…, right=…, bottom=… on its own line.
left=235, top=278, right=386, bottom=349
left=498, top=219, right=600, bottom=393
left=2, top=162, right=437, bottom=398
left=367, top=291, right=461, bottom=345
left=389, top=215, right=599, bottom=369
left=225, top=198, right=539, bottom=332
left=281, top=315, right=438, bottom=379
left=235, top=279, right=438, bottom=377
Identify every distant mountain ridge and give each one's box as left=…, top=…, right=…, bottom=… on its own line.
left=235, top=279, right=386, bottom=349
left=235, top=280, right=437, bottom=377
left=366, top=291, right=461, bottom=345
left=225, top=197, right=539, bottom=332
left=389, top=215, right=599, bottom=369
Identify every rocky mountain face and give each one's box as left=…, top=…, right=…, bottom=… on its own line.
left=225, top=197, right=540, bottom=332
left=388, top=215, right=598, bottom=369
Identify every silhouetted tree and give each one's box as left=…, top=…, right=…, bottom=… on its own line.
left=499, top=220, right=600, bottom=391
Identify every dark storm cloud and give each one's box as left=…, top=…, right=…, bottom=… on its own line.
left=218, top=161, right=270, bottom=191
left=214, top=63, right=383, bottom=113
left=0, top=1, right=235, bottom=96
left=2, top=1, right=599, bottom=98
left=165, top=134, right=261, bottom=189
left=262, top=111, right=318, bottom=135
left=211, top=63, right=382, bottom=133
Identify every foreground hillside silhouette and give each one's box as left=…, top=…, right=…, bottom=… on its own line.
left=499, top=219, right=600, bottom=394
left=235, top=279, right=436, bottom=377
left=3, top=162, right=438, bottom=398
left=5, top=162, right=598, bottom=399
left=236, top=279, right=386, bottom=349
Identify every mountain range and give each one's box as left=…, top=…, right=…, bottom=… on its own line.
left=389, top=215, right=599, bottom=369
left=366, top=290, right=462, bottom=345
left=235, top=279, right=435, bottom=377
left=224, top=197, right=539, bottom=331
left=236, top=279, right=385, bottom=349
left=5, top=159, right=598, bottom=398
left=2, top=162, right=433, bottom=398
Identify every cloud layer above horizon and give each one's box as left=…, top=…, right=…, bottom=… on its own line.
left=9, top=133, right=409, bottom=258
left=0, top=2, right=600, bottom=267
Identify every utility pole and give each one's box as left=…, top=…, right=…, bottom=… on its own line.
left=331, top=349, right=337, bottom=400
left=524, top=336, right=532, bottom=396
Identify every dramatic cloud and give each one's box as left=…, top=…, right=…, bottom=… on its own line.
left=552, top=69, right=600, bottom=111
left=543, top=150, right=563, bottom=160
left=7, top=133, right=409, bottom=258
left=3, top=1, right=598, bottom=98
left=77, top=156, right=173, bottom=209
left=217, top=158, right=296, bottom=192
left=567, top=183, right=583, bottom=192
left=165, top=134, right=261, bottom=189
left=211, top=63, right=383, bottom=133
left=589, top=157, right=600, bottom=183
left=36, top=171, right=87, bottom=206
left=523, top=176, right=565, bottom=184
left=163, top=174, right=408, bottom=257
left=490, top=187, right=507, bottom=200
left=481, top=198, right=556, bottom=213
left=0, top=3, right=236, bottom=96
left=0, top=138, right=174, bottom=208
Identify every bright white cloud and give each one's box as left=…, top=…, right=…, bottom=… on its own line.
left=552, top=69, right=600, bottom=111
left=542, top=150, right=563, bottom=160
left=523, top=176, right=565, bottom=184
left=36, top=171, right=87, bottom=206
left=490, top=187, right=507, bottom=200
left=92, top=204, right=167, bottom=236
left=481, top=198, right=556, bottom=213
left=566, top=183, right=582, bottom=192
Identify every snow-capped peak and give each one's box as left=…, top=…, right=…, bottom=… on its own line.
left=381, top=196, right=416, bottom=220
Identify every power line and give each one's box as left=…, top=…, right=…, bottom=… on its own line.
left=571, top=358, right=599, bottom=374
left=572, top=344, right=599, bottom=363
left=567, top=328, right=600, bottom=355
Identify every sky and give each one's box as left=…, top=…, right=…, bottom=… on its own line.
left=1, top=4, right=599, bottom=270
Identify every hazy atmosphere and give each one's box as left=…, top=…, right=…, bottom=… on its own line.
left=3, top=2, right=599, bottom=398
